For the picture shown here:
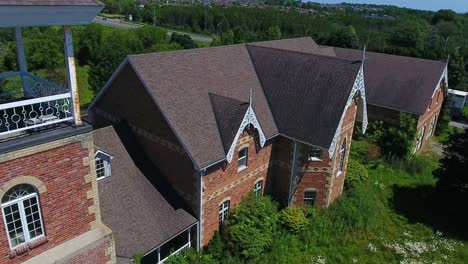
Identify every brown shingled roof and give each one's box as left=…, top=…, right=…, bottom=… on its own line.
left=247, top=45, right=361, bottom=148
left=90, top=38, right=362, bottom=169
left=331, top=47, right=447, bottom=115
left=0, top=0, right=103, bottom=6
left=94, top=126, right=197, bottom=258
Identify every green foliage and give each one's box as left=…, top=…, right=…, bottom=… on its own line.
left=327, top=25, right=359, bottom=48
left=386, top=155, right=435, bottom=176
left=345, top=159, right=369, bottom=186
left=350, top=140, right=381, bottom=163
left=380, top=113, right=418, bottom=159
left=170, top=32, right=198, bottom=49
left=449, top=47, right=468, bottom=91
left=266, top=26, right=282, bottom=40
left=278, top=207, right=308, bottom=233
left=437, top=129, right=468, bottom=194
left=463, top=106, right=468, bottom=119
left=132, top=251, right=145, bottom=264
left=224, top=194, right=278, bottom=259
left=165, top=249, right=218, bottom=264
left=435, top=96, right=452, bottom=136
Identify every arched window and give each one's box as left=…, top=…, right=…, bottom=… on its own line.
left=427, top=115, right=437, bottom=140
left=338, top=138, right=347, bottom=174
left=414, top=126, right=426, bottom=153
left=1, top=184, right=45, bottom=249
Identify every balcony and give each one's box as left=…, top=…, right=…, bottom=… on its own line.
left=0, top=71, right=74, bottom=138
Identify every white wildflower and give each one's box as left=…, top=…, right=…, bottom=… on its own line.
left=368, top=243, right=377, bottom=252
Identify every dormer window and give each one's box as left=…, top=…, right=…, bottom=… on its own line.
left=95, top=150, right=112, bottom=180
left=308, top=147, right=323, bottom=161
left=238, top=147, right=248, bottom=172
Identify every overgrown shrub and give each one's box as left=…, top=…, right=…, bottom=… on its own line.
left=224, top=194, right=278, bottom=259
left=345, top=159, right=369, bottom=186
left=386, top=155, right=434, bottom=176
left=278, top=207, right=308, bottom=233
left=165, top=249, right=218, bottom=264
left=204, top=232, right=224, bottom=260
left=380, top=113, right=417, bottom=159
left=350, top=140, right=381, bottom=163
left=132, top=252, right=145, bottom=264
left=326, top=183, right=378, bottom=234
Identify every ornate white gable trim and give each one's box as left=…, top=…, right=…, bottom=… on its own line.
left=431, top=64, right=448, bottom=98
left=226, top=105, right=266, bottom=163
left=328, top=64, right=368, bottom=158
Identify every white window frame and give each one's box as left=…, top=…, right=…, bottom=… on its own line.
left=253, top=180, right=263, bottom=197
left=1, top=192, right=45, bottom=250
left=414, top=126, right=426, bottom=153
left=95, top=150, right=113, bottom=181
left=238, top=147, right=248, bottom=172
left=218, top=200, right=230, bottom=225
left=338, top=138, right=347, bottom=175
left=303, top=190, right=317, bottom=207
left=308, top=147, right=323, bottom=161
left=427, top=115, right=436, bottom=140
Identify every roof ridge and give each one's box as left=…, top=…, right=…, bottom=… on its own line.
left=332, top=46, right=447, bottom=64
left=246, top=44, right=362, bottom=65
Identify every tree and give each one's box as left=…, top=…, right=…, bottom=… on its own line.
left=449, top=47, right=468, bottom=91
left=224, top=194, right=278, bottom=259
left=435, top=96, right=452, bottom=135
left=266, top=26, right=282, bottom=41
left=379, top=113, right=418, bottom=159
left=169, top=33, right=198, bottom=49
left=327, top=25, right=359, bottom=49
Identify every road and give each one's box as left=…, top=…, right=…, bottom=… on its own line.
left=93, top=16, right=213, bottom=43
left=449, top=121, right=468, bottom=130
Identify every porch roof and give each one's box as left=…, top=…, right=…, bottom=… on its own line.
left=0, top=0, right=103, bottom=27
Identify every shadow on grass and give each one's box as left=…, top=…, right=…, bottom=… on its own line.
left=391, top=184, right=468, bottom=241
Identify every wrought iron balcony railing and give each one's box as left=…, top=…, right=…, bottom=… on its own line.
left=0, top=72, right=74, bottom=137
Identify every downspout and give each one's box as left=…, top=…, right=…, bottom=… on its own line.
left=196, top=169, right=205, bottom=251
left=287, top=141, right=298, bottom=206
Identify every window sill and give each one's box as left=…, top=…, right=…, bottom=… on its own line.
left=237, top=165, right=248, bottom=172
left=9, top=236, right=48, bottom=258
left=308, top=158, right=323, bottom=162
left=337, top=171, right=343, bottom=177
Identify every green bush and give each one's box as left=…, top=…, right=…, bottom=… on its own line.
left=132, top=252, right=145, bottom=264
left=345, top=159, right=369, bottom=186
left=224, top=194, right=278, bottom=259
left=165, top=249, right=218, bottom=264
left=463, top=106, right=468, bottom=119
left=386, top=155, right=434, bottom=176
left=350, top=140, right=381, bottom=163
left=278, top=207, right=308, bottom=233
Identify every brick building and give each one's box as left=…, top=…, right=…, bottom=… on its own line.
left=0, top=1, right=116, bottom=263
left=88, top=38, right=368, bottom=247
left=321, top=46, right=448, bottom=153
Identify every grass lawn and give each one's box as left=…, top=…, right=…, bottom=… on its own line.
left=250, top=141, right=468, bottom=264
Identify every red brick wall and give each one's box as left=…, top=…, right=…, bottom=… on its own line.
left=92, top=64, right=198, bottom=214
left=201, top=129, right=273, bottom=245
left=415, top=81, right=445, bottom=152
left=0, top=141, right=96, bottom=263
left=328, top=102, right=358, bottom=204
left=65, top=238, right=112, bottom=264
left=290, top=102, right=358, bottom=208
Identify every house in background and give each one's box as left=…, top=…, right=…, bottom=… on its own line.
left=448, top=89, right=468, bottom=116
left=0, top=1, right=116, bottom=263
left=88, top=38, right=368, bottom=246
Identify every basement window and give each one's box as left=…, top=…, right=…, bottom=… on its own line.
left=95, top=150, right=112, bottom=180
left=303, top=190, right=317, bottom=207
left=253, top=180, right=263, bottom=197
left=238, top=147, right=248, bottom=172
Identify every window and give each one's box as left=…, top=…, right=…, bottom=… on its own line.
left=338, top=138, right=347, bottom=174
left=238, top=147, right=248, bottom=171
left=303, top=190, right=317, bottom=207
left=414, top=126, right=425, bottom=153
left=253, top=180, right=263, bottom=197
left=427, top=115, right=437, bottom=140
left=1, top=184, right=45, bottom=249
left=218, top=200, right=230, bottom=226
left=308, top=147, right=323, bottom=161
left=95, top=150, right=112, bottom=180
